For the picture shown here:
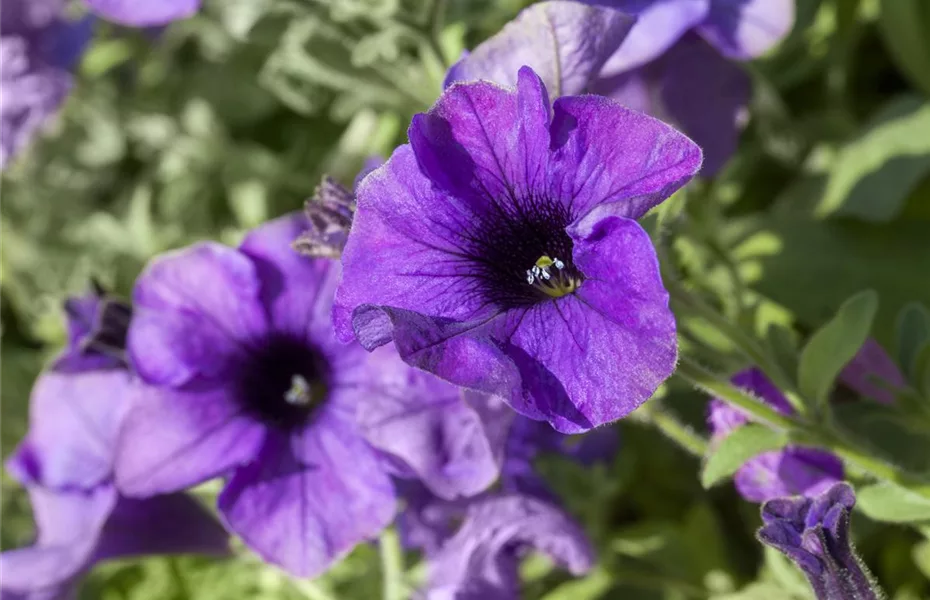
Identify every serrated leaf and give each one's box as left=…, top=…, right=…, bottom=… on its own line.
left=896, top=303, right=930, bottom=380
left=701, top=425, right=788, bottom=489
left=856, top=482, right=930, bottom=524
left=815, top=97, right=930, bottom=222
left=798, top=290, right=878, bottom=410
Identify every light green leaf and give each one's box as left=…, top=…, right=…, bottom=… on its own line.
left=856, top=482, right=930, bottom=523
left=896, top=303, right=930, bottom=379
left=815, top=96, right=930, bottom=222
left=798, top=290, right=878, bottom=409
left=701, top=425, right=788, bottom=489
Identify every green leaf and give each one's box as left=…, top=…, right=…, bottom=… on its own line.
left=701, top=425, right=788, bottom=489
left=878, top=0, right=930, bottom=97
left=815, top=96, right=930, bottom=222
left=729, top=216, right=930, bottom=347
left=798, top=290, right=878, bottom=410
left=914, top=342, right=930, bottom=398
left=914, top=540, right=930, bottom=580
left=856, top=482, right=930, bottom=523
left=896, top=303, right=930, bottom=380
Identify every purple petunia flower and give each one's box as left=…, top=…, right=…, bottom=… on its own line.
left=0, top=0, right=92, bottom=169
left=447, top=0, right=794, bottom=174
left=421, top=494, right=595, bottom=599
left=82, top=0, right=200, bottom=27
left=398, top=402, right=617, bottom=555
left=838, top=338, right=906, bottom=405
left=708, top=369, right=843, bottom=502
left=335, top=66, right=702, bottom=434
left=0, top=287, right=230, bottom=600
left=113, top=212, right=501, bottom=577
left=757, top=482, right=884, bottom=600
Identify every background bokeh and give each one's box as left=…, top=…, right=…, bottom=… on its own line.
left=2, top=0, right=930, bottom=598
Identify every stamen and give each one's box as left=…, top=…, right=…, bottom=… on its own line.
left=285, top=374, right=313, bottom=406
left=525, top=255, right=581, bottom=298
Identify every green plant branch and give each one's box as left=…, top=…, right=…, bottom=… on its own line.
left=379, top=528, right=406, bottom=600
left=637, top=403, right=709, bottom=457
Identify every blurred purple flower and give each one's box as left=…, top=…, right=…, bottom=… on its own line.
left=421, top=494, right=594, bottom=600
left=82, top=0, right=200, bottom=27
left=447, top=0, right=794, bottom=174
left=113, top=212, right=501, bottom=577
left=0, top=0, right=92, bottom=169
left=708, top=368, right=843, bottom=502
left=838, top=338, right=906, bottom=405
left=335, top=66, right=701, bottom=434
left=398, top=399, right=617, bottom=555
left=0, top=287, right=229, bottom=600
left=758, top=482, right=883, bottom=600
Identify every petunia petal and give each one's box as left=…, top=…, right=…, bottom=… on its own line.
left=92, top=494, right=230, bottom=562
left=657, top=34, right=750, bottom=175
left=82, top=0, right=200, bottom=26
left=0, top=484, right=116, bottom=593
left=734, top=448, right=844, bottom=503
left=424, top=494, right=594, bottom=599
left=549, top=93, right=702, bottom=221
left=238, top=212, right=341, bottom=342
left=838, top=338, right=906, bottom=404
left=354, top=346, right=500, bottom=500
left=596, top=0, right=710, bottom=77
left=128, top=243, right=268, bottom=387
left=24, top=369, right=133, bottom=490
left=445, top=1, right=634, bottom=97
left=334, top=146, right=500, bottom=345
left=409, top=68, right=557, bottom=206
left=521, top=215, right=676, bottom=432
left=697, top=0, right=795, bottom=60
left=113, top=383, right=265, bottom=496
left=218, top=420, right=395, bottom=577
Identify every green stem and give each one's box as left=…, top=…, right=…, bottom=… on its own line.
left=292, top=580, right=339, bottom=600
left=678, top=356, right=930, bottom=499
left=676, top=356, right=798, bottom=430
left=639, top=405, right=709, bottom=457
left=380, top=528, right=406, bottom=600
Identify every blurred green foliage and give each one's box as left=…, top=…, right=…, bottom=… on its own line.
left=2, top=0, right=930, bottom=598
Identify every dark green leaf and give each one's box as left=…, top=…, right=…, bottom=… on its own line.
left=896, top=303, right=930, bottom=380
left=798, top=290, right=878, bottom=410
left=729, top=216, right=930, bottom=347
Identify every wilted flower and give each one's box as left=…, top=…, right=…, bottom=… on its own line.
left=422, top=494, right=594, bottom=599
left=114, top=213, right=501, bottom=576
left=335, top=66, right=701, bottom=433
left=294, top=157, right=384, bottom=258
left=83, top=0, right=201, bottom=26
left=0, top=0, right=92, bottom=169
left=448, top=0, right=795, bottom=174
left=758, top=482, right=884, bottom=600
left=0, top=287, right=229, bottom=600
left=708, top=368, right=843, bottom=502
